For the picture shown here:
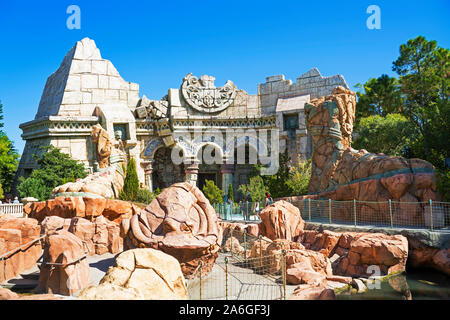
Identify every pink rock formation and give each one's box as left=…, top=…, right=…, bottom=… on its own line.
left=37, top=230, right=90, bottom=296
left=259, top=200, right=305, bottom=241
left=121, top=182, right=222, bottom=277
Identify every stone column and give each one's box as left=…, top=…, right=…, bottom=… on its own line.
left=221, top=164, right=234, bottom=197
left=184, top=160, right=199, bottom=186
left=144, top=161, right=154, bottom=192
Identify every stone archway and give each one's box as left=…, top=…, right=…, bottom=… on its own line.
left=195, top=144, right=223, bottom=192
left=152, top=146, right=185, bottom=190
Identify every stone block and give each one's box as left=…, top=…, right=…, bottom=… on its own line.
left=91, top=60, right=107, bottom=75
left=265, top=74, right=285, bottom=82
left=62, top=91, right=82, bottom=104
left=98, top=75, right=108, bottom=89
left=109, top=76, right=121, bottom=90
left=168, top=89, right=181, bottom=107
left=105, top=89, right=119, bottom=101
left=65, top=75, right=81, bottom=91
left=82, top=92, right=92, bottom=104
left=107, top=61, right=119, bottom=76
left=119, top=90, right=127, bottom=101
left=129, top=82, right=139, bottom=91
left=91, top=89, right=105, bottom=104
left=81, top=74, right=98, bottom=89
left=259, top=83, right=271, bottom=95
left=70, top=60, right=91, bottom=74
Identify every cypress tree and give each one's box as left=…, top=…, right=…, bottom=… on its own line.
left=227, top=182, right=234, bottom=202
left=120, top=157, right=139, bottom=201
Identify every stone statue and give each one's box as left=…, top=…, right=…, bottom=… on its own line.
left=51, top=124, right=127, bottom=199
left=91, top=124, right=112, bottom=169
left=304, top=86, right=440, bottom=225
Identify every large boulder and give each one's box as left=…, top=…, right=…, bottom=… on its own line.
left=37, top=230, right=90, bottom=296
left=121, top=182, right=222, bottom=276
left=25, top=197, right=135, bottom=224
left=0, top=216, right=42, bottom=282
left=408, top=247, right=450, bottom=276
left=259, top=200, right=305, bottom=241
left=79, top=248, right=187, bottom=300
left=40, top=216, right=122, bottom=256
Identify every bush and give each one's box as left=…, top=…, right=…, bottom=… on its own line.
left=437, top=168, right=450, bottom=202
left=287, top=159, right=312, bottom=196
left=119, top=158, right=139, bottom=201
left=202, top=179, right=223, bottom=204
left=238, top=176, right=268, bottom=203
left=227, top=183, right=234, bottom=202
left=17, top=146, right=87, bottom=201
left=135, top=188, right=156, bottom=205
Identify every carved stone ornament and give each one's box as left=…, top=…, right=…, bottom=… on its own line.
left=181, top=73, right=237, bottom=113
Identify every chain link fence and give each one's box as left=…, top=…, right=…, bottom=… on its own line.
left=186, top=229, right=291, bottom=300
left=213, top=199, right=450, bottom=232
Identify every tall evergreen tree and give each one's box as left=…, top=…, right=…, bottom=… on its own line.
left=119, top=157, right=139, bottom=201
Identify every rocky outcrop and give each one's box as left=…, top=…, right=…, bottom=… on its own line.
left=37, top=230, right=90, bottom=296
left=259, top=200, right=304, bottom=241
left=24, top=197, right=139, bottom=224
left=0, top=287, right=63, bottom=300
left=408, top=247, right=450, bottom=276
left=304, top=86, right=440, bottom=226
left=41, top=215, right=122, bottom=255
left=121, top=182, right=222, bottom=277
left=0, top=216, right=42, bottom=282
left=79, top=248, right=187, bottom=300
left=298, top=229, right=408, bottom=277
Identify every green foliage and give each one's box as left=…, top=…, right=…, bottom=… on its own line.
left=0, top=101, right=4, bottom=129
left=436, top=168, right=450, bottom=202
left=0, top=132, right=19, bottom=194
left=392, top=36, right=449, bottom=167
left=119, top=158, right=140, bottom=201
left=202, top=179, right=223, bottom=204
left=17, top=146, right=87, bottom=201
left=227, top=183, right=234, bottom=202
left=355, top=74, right=403, bottom=127
left=0, top=183, right=4, bottom=199
left=355, top=36, right=449, bottom=169
left=238, top=175, right=268, bottom=203
left=287, top=159, right=312, bottom=196
left=135, top=188, right=156, bottom=205
left=353, top=114, right=419, bottom=157
left=254, top=149, right=294, bottom=198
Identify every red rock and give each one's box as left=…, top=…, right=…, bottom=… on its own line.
left=123, top=182, right=222, bottom=277
left=69, top=217, right=95, bottom=255
left=83, top=197, right=106, bottom=218
left=286, top=267, right=326, bottom=285
left=93, top=216, right=109, bottom=255
left=41, top=216, right=70, bottom=235
left=246, top=223, right=260, bottom=237
left=0, top=228, right=22, bottom=281
left=106, top=219, right=122, bottom=254
left=103, top=199, right=134, bottom=223
left=37, top=229, right=90, bottom=296
left=285, top=248, right=332, bottom=276
left=259, top=200, right=305, bottom=241
left=289, top=284, right=335, bottom=300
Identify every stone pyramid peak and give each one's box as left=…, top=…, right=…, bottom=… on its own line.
left=299, top=68, right=322, bottom=79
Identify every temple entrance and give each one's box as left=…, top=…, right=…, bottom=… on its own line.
left=197, top=172, right=218, bottom=191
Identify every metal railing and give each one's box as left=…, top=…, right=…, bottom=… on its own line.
left=186, top=229, right=289, bottom=300
left=213, top=198, right=450, bottom=232
left=0, top=203, right=25, bottom=218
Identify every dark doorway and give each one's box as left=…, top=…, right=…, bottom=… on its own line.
left=197, top=172, right=217, bottom=191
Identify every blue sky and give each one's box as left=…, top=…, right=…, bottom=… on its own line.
left=0, top=0, right=449, bottom=154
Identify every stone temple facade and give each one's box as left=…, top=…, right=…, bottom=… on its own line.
left=17, top=37, right=348, bottom=200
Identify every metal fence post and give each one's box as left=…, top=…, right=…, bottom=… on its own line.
left=328, top=199, right=332, bottom=224
left=243, top=232, right=247, bottom=260
left=389, top=199, right=393, bottom=228
left=225, top=257, right=229, bottom=300
left=281, top=248, right=287, bottom=300
left=429, top=199, right=433, bottom=231
left=199, top=261, right=203, bottom=300
left=353, top=199, right=357, bottom=227
left=308, top=198, right=311, bottom=221
left=230, top=227, right=234, bottom=256
left=246, top=201, right=249, bottom=221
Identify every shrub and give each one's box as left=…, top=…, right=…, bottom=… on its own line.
left=119, top=158, right=139, bottom=201
left=437, top=168, right=450, bottom=202
left=135, top=188, right=156, bottom=205
left=287, top=159, right=312, bottom=196
left=202, top=179, right=223, bottom=204
left=227, top=183, right=234, bottom=202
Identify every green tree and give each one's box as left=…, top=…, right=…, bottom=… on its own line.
left=0, top=133, right=20, bottom=194
left=256, top=149, right=293, bottom=198
left=238, top=175, right=268, bottom=203
left=227, top=182, right=234, bottom=202
left=392, top=36, right=449, bottom=166
left=119, top=158, right=140, bottom=201
left=286, top=159, right=312, bottom=196
left=17, top=146, right=87, bottom=200
left=202, top=179, right=223, bottom=204
left=355, top=74, right=403, bottom=124
left=0, top=183, right=4, bottom=199
left=0, top=101, right=4, bottom=129
left=353, top=114, right=419, bottom=157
